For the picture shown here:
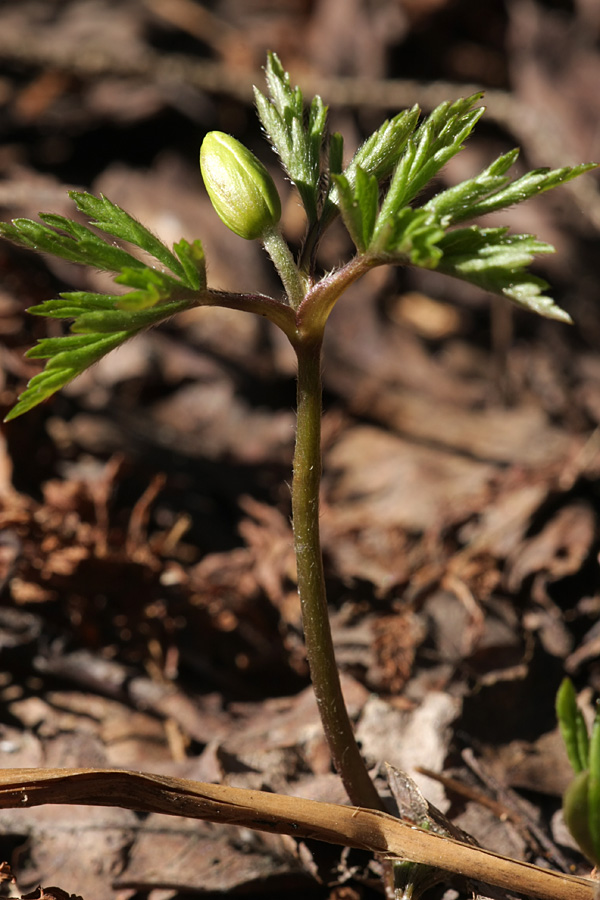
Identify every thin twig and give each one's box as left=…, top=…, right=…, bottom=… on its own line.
left=0, top=768, right=596, bottom=900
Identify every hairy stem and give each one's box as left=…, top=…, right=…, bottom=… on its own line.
left=262, top=227, right=306, bottom=309
left=292, top=333, right=384, bottom=811
left=199, top=288, right=297, bottom=342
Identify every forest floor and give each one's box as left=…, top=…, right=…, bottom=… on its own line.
left=0, top=1, right=600, bottom=898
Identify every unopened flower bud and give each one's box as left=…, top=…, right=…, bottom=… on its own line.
left=200, top=132, right=281, bottom=241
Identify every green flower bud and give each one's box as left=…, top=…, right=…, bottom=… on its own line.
left=200, top=132, right=281, bottom=241
left=563, top=770, right=600, bottom=865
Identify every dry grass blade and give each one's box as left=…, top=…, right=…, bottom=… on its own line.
left=0, top=768, right=596, bottom=900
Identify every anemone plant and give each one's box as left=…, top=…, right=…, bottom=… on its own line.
left=1, top=51, right=596, bottom=898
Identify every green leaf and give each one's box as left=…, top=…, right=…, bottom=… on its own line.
left=113, top=266, right=179, bottom=307
left=372, top=206, right=445, bottom=268
left=28, top=293, right=124, bottom=317
left=589, top=704, right=600, bottom=852
left=254, top=51, right=327, bottom=223
left=557, top=678, right=589, bottom=774
left=426, top=155, right=597, bottom=226
left=173, top=238, right=206, bottom=291
left=4, top=295, right=192, bottom=422
left=5, top=331, right=128, bottom=421
left=324, top=107, right=419, bottom=228
left=460, top=162, right=597, bottom=223
left=374, top=94, right=484, bottom=239
left=328, top=132, right=344, bottom=177
left=333, top=166, right=379, bottom=252
left=434, top=225, right=571, bottom=321
left=424, top=148, right=520, bottom=225
left=0, top=194, right=207, bottom=294
left=69, top=191, right=193, bottom=284
left=577, top=704, right=593, bottom=775
left=342, top=106, right=420, bottom=189
left=71, top=302, right=192, bottom=334
left=1, top=191, right=208, bottom=420
left=563, top=771, right=598, bottom=865
left=0, top=216, right=145, bottom=273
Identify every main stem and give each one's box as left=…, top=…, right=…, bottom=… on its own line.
left=292, top=333, right=384, bottom=811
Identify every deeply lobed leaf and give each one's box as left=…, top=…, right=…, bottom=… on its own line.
left=434, top=226, right=571, bottom=321
left=2, top=193, right=207, bottom=420
left=425, top=154, right=597, bottom=226
left=373, top=94, right=485, bottom=240
left=254, top=51, right=327, bottom=224
left=0, top=197, right=206, bottom=293
left=355, top=94, right=597, bottom=321
left=347, top=107, right=421, bottom=186
left=68, top=192, right=190, bottom=280
left=423, top=148, right=520, bottom=225
left=5, top=294, right=193, bottom=422
left=0, top=216, right=145, bottom=273
left=5, top=331, right=129, bottom=421
left=325, top=106, right=420, bottom=224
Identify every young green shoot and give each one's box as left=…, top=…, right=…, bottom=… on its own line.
left=557, top=678, right=600, bottom=867
left=2, top=53, right=595, bottom=866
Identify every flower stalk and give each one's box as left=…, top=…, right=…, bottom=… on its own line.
left=262, top=227, right=306, bottom=309
left=292, top=330, right=385, bottom=810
